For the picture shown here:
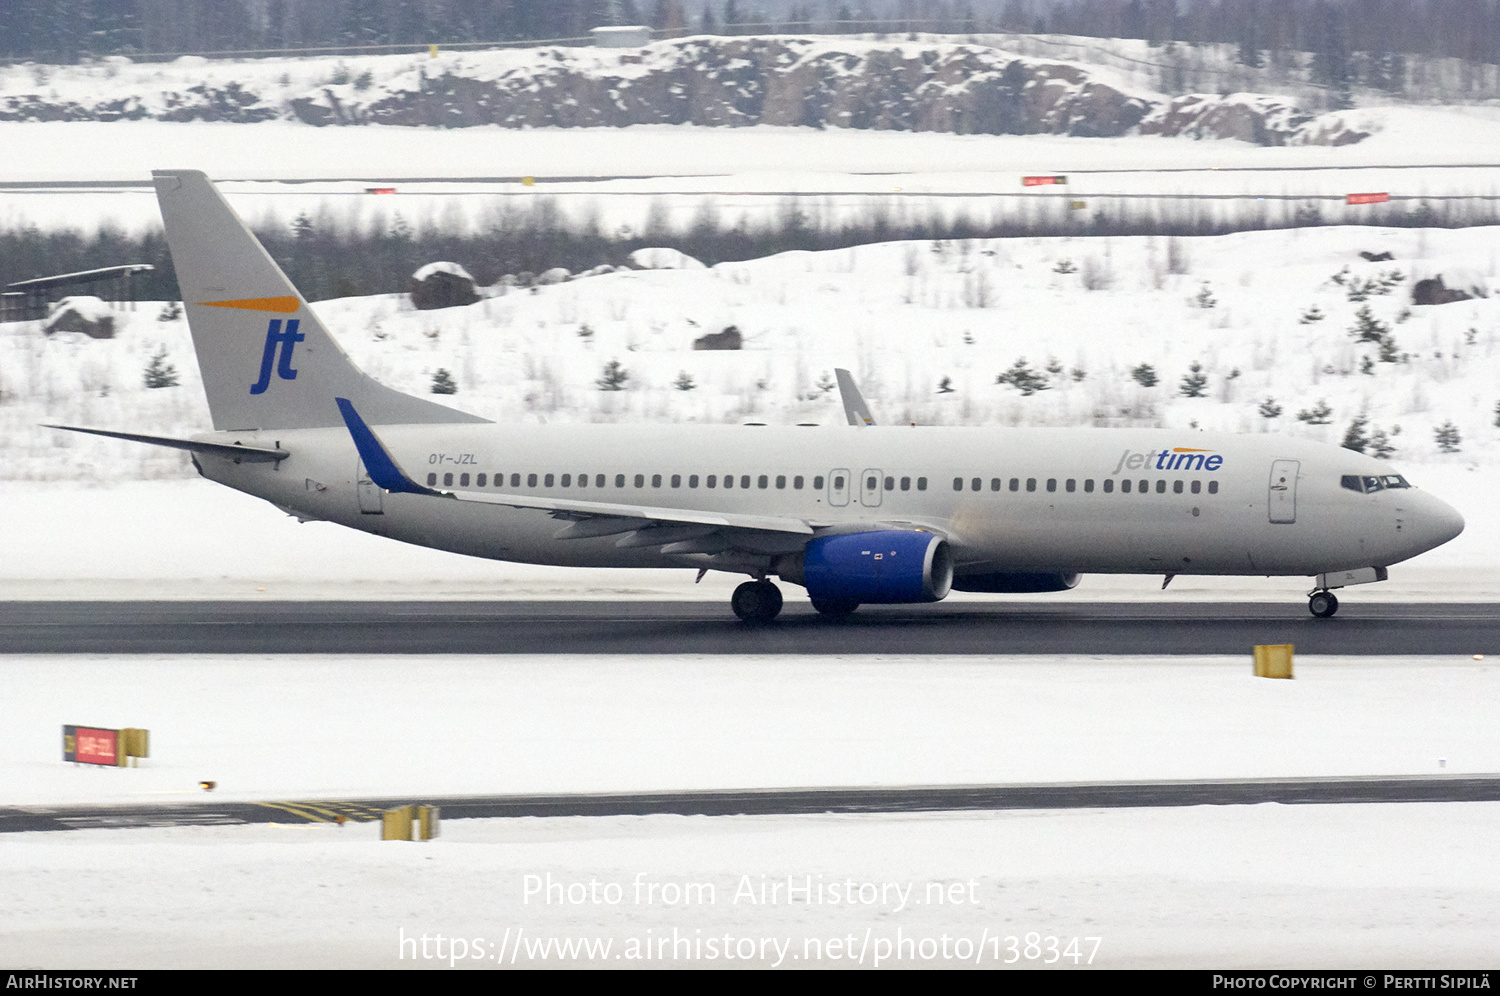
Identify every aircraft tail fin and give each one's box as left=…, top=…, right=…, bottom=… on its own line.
left=152, top=169, right=487, bottom=431
left=834, top=368, right=875, bottom=427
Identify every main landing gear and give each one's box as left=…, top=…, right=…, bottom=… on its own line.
left=1308, top=590, right=1339, bottom=618
left=731, top=580, right=783, bottom=622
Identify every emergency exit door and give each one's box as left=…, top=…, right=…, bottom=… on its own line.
left=1268, top=459, right=1299, bottom=524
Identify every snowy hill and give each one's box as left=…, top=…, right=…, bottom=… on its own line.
left=7, top=223, right=1498, bottom=483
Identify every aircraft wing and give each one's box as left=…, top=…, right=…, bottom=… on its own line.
left=335, top=398, right=816, bottom=551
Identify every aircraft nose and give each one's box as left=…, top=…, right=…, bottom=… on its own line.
left=1418, top=493, right=1465, bottom=549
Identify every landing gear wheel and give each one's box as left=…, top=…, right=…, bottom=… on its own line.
left=1309, top=591, right=1339, bottom=618
left=810, top=599, right=860, bottom=618
left=731, top=580, right=783, bottom=622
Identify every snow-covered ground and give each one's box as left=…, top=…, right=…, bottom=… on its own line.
left=3, top=654, right=1498, bottom=968
left=6, top=655, right=1493, bottom=806
left=6, top=804, right=1500, bottom=968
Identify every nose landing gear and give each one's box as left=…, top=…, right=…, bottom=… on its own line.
left=1308, top=590, right=1339, bottom=618
left=731, top=579, right=783, bottom=622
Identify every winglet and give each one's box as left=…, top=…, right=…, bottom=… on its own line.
left=834, top=369, right=875, bottom=427
left=335, top=397, right=443, bottom=496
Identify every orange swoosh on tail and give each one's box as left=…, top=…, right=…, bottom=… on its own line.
left=199, top=295, right=300, bottom=313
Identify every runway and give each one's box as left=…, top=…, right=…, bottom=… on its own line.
left=8, top=774, right=1500, bottom=834
left=1, top=600, right=1496, bottom=655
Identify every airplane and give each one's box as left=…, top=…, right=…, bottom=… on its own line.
left=48, top=170, right=1465, bottom=622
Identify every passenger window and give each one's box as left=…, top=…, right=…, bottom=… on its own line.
left=917, top=477, right=927, bottom=490
left=794, top=476, right=804, bottom=489
left=671, top=474, right=681, bottom=488
left=460, top=473, right=470, bottom=487
left=723, top=474, right=733, bottom=489
left=971, top=478, right=981, bottom=491
left=1121, top=479, right=1131, bottom=494
left=577, top=474, right=587, bottom=488
left=652, top=474, right=663, bottom=488
left=1155, top=480, right=1165, bottom=494
left=1046, top=479, right=1057, bottom=492
left=884, top=476, right=893, bottom=491
left=758, top=475, right=768, bottom=489
left=477, top=473, right=487, bottom=487
left=1103, top=479, right=1114, bottom=493
left=443, top=473, right=453, bottom=487
left=1026, top=478, right=1036, bottom=492
left=741, top=475, right=751, bottom=489
left=1009, top=478, right=1019, bottom=492
left=778, top=475, right=787, bottom=489
left=544, top=474, right=555, bottom=487
left=689, top=475, right=699, bottom=488
left=1173, top=480, right=1183, bottom=494
left=1208, top=481, right=1219, bottom=494
left=953, top=477, right=963, bottom=491
left=990, top=478, right=1001, bottom=491
left=1138, top=479, right=1148, bottom=494
left=1065, top=479, right=1075, bottom=493
left=707, top=475, right=717, bottom=488
left=1083, top=479, right=1094, bottom=493
left=560, top=474, right=571, bottom=487
left=426, top=473, right=437, bottom=486
left=1191, top=480, right=1201, bottom=494
left=634, top=474, right=644, bottom=488
left=615, top=474, right=625, bottom=487
left=527, top=473, right=537, bottom=487
left=900, top=477, right=910, bottom=491
left=815, top=476, right=826, bottom=489
left=596, top=474, right=606, bottom=487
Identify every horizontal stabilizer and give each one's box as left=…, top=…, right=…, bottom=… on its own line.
left=43, top=424, right=288, bottom=462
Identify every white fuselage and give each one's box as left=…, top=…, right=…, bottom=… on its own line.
left=189, top=423, right=1464, bottom=583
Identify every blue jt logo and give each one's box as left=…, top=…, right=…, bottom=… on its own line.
left=250, top=318, right=304, bottom=395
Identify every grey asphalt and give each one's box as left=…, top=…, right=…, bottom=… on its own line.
left=7, top=774, right=1500, bottom=834
left=0, top=600, right=1496, bottom=656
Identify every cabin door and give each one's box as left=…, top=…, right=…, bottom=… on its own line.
left=1268, top=459, right=1299, bottom=524
left=357, top=459, right=384, bottom=515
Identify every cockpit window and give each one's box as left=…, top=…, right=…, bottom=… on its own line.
left=1341, top=474, right=1412, bottom=494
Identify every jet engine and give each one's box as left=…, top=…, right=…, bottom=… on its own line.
left=792, top=530, right=954, bottom=604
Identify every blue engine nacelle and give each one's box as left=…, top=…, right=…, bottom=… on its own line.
left=801, top=531, right=953, bottom=604
left=950, top=572, right=1081, bottom=593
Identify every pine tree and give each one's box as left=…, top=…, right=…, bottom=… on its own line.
left=430, top=368, right=458, bottom=394
left=1297, top=400, right=1334, bottom=425
left=1370, top=427, right=1396, bottom=460
left=598, top=359, right=630, bottom=391
left=1341, top=414, right=1370, bottom=453
left=673, top=370, right=696, bottom=391
left=143, top=346, right=179, bottom=389
left=1178, top=362, right=1208, bottom=398
left=936, top=375, right=954, bottom=394
left=996, top=358, right=1049, bottom=396
left=1130, top=363, right=1158, bottom=388
left=1258, top=397, right=1283, bottom=419
left=1435, top=421, right=1462, bottom=454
